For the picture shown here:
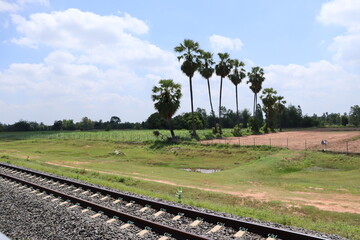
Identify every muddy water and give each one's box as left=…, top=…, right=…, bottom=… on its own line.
left=181, top=168, right=222, bottom=173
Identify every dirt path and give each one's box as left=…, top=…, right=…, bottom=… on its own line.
left=201, top=130, right=360, bottom=153
left=45, top=162, right=360, bottom=214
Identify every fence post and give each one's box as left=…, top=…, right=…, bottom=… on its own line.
left=238, top=137, right=240, bottom=146
left=305, top=139, right=307, bottom=150
left=287, top=138, right=288, bottom=148
left=269, top=138, right=271, bottom=147
left=254, top=138, right=255, bottom=146
left=346, top=141, right=349, bottom=154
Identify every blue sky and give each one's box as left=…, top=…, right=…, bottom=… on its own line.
left=0, top=0, right=359, bottom=124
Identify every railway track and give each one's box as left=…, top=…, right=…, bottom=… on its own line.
left=0, top=162, right=329, bottom=240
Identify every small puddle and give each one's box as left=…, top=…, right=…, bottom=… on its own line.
left=181, top=168, right=222, bottom=174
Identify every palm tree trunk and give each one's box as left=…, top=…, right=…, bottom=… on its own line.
left=219, top=76, right=223, bottom=127
left=207, top=78, right=215, bottom=120
left=167, top=118, right=175, bottom=139
left=236, top=85, right=239, bottom=126
left=189, top=76, right=197, bottom=137
left=253, top=93, right=256, bottom=116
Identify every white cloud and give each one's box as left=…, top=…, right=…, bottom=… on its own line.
left=317, top=0, right=360, bottom=31
left=0, top=50, right=156, bottom=123
left=0, top=0, right=19, bottom=12
left=264, top=60, right=359, bottom=115
left=209, top=34, right=243, bottom=53
left=0, top=0, right=48, bottom=13
left=0, top=8, right=188, bottom=124
left=329, top=32, right=360, bottom=66
left=318, top=0, right=360, bottom=66
left=10, top=8, right=179, bottom=70
left=11, top=9, right=149, bottom=49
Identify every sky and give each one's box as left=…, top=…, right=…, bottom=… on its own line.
left=0, top=0, right=359, bottom=124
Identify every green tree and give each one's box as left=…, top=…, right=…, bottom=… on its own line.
left=282, top=105, right=303, bottom=128
left=341, top=113, right=349, bottom=126
left=182, top=112, right=204, bottom=130
left=62, top=119, right=76, bottom=130
left=52, top=120, right=63, bottom=131
left=248, top=104, right=263, bottom=133
left=152, top=79, right=182, bottom=139
left=215, top=52, right=232, bottom=126
left=274, top=96, right=286, bottom=131
left=240, top=109, right=251, bottom=128
left=349, top=105, right=360, bottom=127
left=228, top=59, right=246, bottom=126
left=174, top=39, right=201, bottom=137
left=11, top=120, right=31, bottom=131
left=110, top=116, right=121, bottom=129
left=78, top=117, right=94, bottom=131
left=260, top=88, right=285, bottom=132
left=144, top=113, right=166, bottom=129
left=198, top=50, right=215, bottom=120
left=247, top=67, right=265, bottom=116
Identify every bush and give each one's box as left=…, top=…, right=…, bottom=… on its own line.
left=204, top=132, right=215, bottom=140
left=248, top=116, right=261, bottom=133
left=212, top=123, right=222, bottom=135
left=232, top=124, right=242, bottom=137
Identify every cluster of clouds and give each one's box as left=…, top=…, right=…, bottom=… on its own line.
left=0, top=5, right=247, bottom=124
left=1, top=8, right=182, bottom=123
left=317, top=0, right=360, bottom=66
left=0, top=0, right=359, bottom=124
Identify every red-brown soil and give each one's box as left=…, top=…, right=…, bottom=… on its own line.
left=202, top=129, right=360, bottom=153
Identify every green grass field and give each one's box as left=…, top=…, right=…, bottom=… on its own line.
left=0, top=130, right=359, bottom=239
left=0, top=129, right=236, bottom=141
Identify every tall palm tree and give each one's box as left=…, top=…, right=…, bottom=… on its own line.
left=228, top=59, right=246, bottom=126
left=174, top=39, right=201, bottom=137
left=247, top=67, right=265, bottom=116
left=152, top=79, right=182, bottom=139
left=215, top=52, right=232, bottom=125
left=275, top=96, right=286, bottom=131
left=198, top=50, right=215, bottom=121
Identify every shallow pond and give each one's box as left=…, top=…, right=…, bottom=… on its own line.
left=181, top=168, right=222, bottom=174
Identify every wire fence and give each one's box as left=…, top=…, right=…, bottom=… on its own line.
left=205, top=137, right=360, bottom=154
left=1, top=130, right=359, bottom=154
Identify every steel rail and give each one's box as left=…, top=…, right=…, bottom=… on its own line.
left=0, top=171, right=209, bottom=240
left=0, top=162, right=328, bottom=240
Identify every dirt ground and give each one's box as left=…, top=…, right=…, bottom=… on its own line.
left=45, top=162, right=360, bottom=214
left=202, top=129, right=360, bottom=153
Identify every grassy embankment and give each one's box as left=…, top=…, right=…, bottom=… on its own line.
left=0, top=130, right=359, bottom=239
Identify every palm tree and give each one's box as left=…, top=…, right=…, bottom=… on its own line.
left=198, top=50, right=215, bottom=121
left=247, top=67, right=265, bottom=116
left=260, top=88, right=285, bottom=132
left=215, top=52, right=232, bottom=126
left=275, top=96, right=286, bottom=131
left=228, top=59, right=246, bottom=126
left=152, top=79, right=182, bottom=139
left=174, top=39, right=201, bottom=137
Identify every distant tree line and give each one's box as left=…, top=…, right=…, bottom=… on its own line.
left=1, top=105, right=359, bottom=133
left=0, top=116, right=140, bottom=132
left=144, top=105, right=360, bottom=131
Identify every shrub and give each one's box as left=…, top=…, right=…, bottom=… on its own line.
left=232, top=124, right=242, bottom=137
left=212, top=123, right=222, bottom=135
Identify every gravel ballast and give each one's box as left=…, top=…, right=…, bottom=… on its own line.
left=0, top=178, right=161, bottom=240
